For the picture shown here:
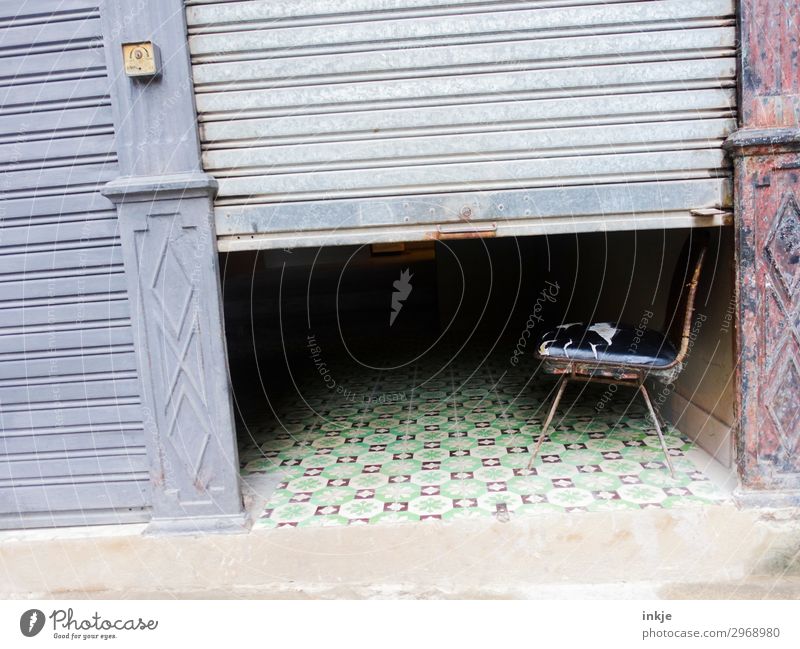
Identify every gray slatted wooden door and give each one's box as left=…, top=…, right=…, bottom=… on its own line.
left=0, top=0, right=150, bottom=529
left=186, top=0, right=736, bottom=250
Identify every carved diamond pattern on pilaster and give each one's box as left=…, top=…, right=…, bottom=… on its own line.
left=764, top=352, right=800, bottom=469
left=143, top=222, right=213, bottom=492
left=762, top=191, right=800, bottom=374
left=763, top=288, right=791, bottom=373
left=764, top=192, right=800, bottom=301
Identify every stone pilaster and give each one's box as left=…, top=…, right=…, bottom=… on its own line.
left=100, top=1, right=247, bottom=532
left=724, top=0, right=800, bottom=505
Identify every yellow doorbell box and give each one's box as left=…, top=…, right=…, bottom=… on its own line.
left=122, top=41, right=161, bottom=78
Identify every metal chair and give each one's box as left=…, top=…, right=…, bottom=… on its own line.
left=528, top=232, right=710, bottom=477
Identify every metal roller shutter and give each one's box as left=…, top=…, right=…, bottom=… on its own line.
left=186, top=0, right=737, bottom=249
left=0, top=0, right=150, bottom=529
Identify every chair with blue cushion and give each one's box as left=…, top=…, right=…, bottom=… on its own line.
left=528, top=232, right=710, bottom=477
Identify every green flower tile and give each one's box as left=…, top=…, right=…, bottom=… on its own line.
left=253, top=517, right=278, bottom=529
left=380, top=459, right=422, bottom=476
left=417, top=415, right=449, bottom=426
left=532, top=463, right=578, bottom=478
left=412, top=448, right=451, bottom=462
left=571, top=472, right=623, bottom=492
left=347, top=472, right=389, bottom=489
left=410, top=469, right=451, bottom=486
left=319, top=422, right=351, bottom=433
left=416, top=430, right=449, bottom=443
left=339, top=499, right=384, bottom=519
left=470, top=445, right=507, bottom=460
left=561, top=449, right=605, bottom=465
left=442, top=508, right=492, bottom=522
left=440, top=456, right=484, bottom=472
left=671, top=457, right=699, bottom=472
left=619, top=446, right=662, bottom=462
left=585, top=438, right=625, bottom=452
left=299, top=454, right=338, bottom=468
left=264, top=490, right=293, bottom=508
left=242, top=458, right=279, bottom=474
left=473, top=466, right=514, bottom=482
left=286, top=475, right=328, bottom=493
left=440, top=437, right=478, bottom=451
left=499, top=453, right=532, bottom=469
left=330, top=443, right=370, bottom=457
left=467, top=426, right=503, bottom=439
left=271, top=502, right=317, bottom=523
left=362, top=433, right=396, bottom=445
left=367, top=417, right=400, bottom=428
left=408, top=495, right=452, bottom=515
left=420, top=390, right=448, bottom=400
left=465, top=412, right=497, bottom=424
left=377, top=404, right=408, bottom=414
left=546, top=487, right=595, bottom=507
left=507, top=474, right=556, bottom=495
left=309, top=487, right=356, bottom=506
left=358, top=451, right=394, bottom=465
left=393, top=424, right=428, bottom=436
left=386, top=440, right=424, bottom=454
left=643, top=434, right=683, bottom=449
left=374, top=482, right=421, bottom=502
left=546, top=431, right=588, bottom=445
left=370, top=511, right=421, bottom=525
left=461, top=388, right=489, bottom=398
left=274, top=465, right=307, bottom=480
left=537, top=441, right=567, bottom=456
left=320, top=463, right=365, bottom=479
left=477, top=492, right=523, bottom=511
left=440, top=480, right=488, bottom=499
left=280, top=447, right=317, bottom=460
left=617, top=484, right=668, bottom=504
left=438, top=420, right=471, bottom=433
left=328, top=406, right=360, bottom=417
left=259, top=438, right=297, bottom=452
left=599, top=459, right=644, bottom=475
left=572, top=421, right=610, bottom=433
left=310, top=436, right=345, bottom=451
left=638, top=469, right=692, bottom=488
left=495, top=433, right=532, bottom=447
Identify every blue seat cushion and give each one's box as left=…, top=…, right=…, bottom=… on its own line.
left=537, top=321, right=677, bottom=367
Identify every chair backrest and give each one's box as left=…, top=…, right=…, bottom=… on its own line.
left=663, top=231, right=710, bottom=364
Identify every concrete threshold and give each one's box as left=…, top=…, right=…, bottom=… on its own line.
left=1, top=504, right=799, bottom=599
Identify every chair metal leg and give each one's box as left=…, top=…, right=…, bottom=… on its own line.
left=527, top=377, right=568, bottom=470
left=639, top=383, right=676, bottom=478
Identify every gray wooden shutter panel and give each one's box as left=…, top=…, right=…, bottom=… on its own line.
left=0, top=0, right=150, bottom=529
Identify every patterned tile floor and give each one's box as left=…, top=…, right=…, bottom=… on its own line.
left=238, top=352, right=729, bottom=529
